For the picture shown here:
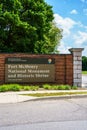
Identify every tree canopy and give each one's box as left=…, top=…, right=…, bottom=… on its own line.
left=82, top=56, right=87, bottom=71
left=0, top=0, right=62, bottom=53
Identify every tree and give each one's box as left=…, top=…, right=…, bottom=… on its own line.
left=48, top=22, right=62, bottom=53
left=82, top=56, right=87, bottom=71
left=34, top=22, right=62, bottom=53
left=0, top=0, right=62, bottom=53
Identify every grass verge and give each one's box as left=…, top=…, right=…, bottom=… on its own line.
left=22, top=92, right=87, bottom=97
left=82, top=71, right=87, bottom=74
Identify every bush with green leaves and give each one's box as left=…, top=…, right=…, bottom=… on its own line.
left=43, top=84, right=76, bottom=90
left=0, top=84, right=40, bottom=92
left=8, top=84, right=21, bottom=91
left=0, top=84, right=21, bottom=92
left=23, top=86, right=31, bottom=91
left=31, top=86, right=39, bottom=91
left=0, top=84, right=77, bottom=92
left=43, top=84, right=52, bottom=90
left=0, top=85, right=9, bottom=92
left=58, top=85, right=71, bottom=90
left=23, top=86, right=39, bottom=91
left=71, top=86, right=77, bottom=90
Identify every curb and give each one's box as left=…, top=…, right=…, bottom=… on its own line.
left=23, top=94, right=87, bottom=102
left=1, top=90, right=87, bottom=104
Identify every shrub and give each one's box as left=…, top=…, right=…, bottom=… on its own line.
left=8, top=84, right=21, bottom=91
left=51, top=85, right=59, bottom=90
left=71, top=86, right=77, bottom=90
left=23, top=86, right=39, bottom=91
left=43, top=84, right=52, bottom=90
left=64, top=85, right=71, bottom=90
left=23, top=86, right=31, bottom=91
left=31, top=86, right=39, bottom=91
left=0, top=85, right=9, bottom=92
left=0, top=84, right=39, bottom=92
left=0, top=84, right=22, bottom=92
left=58, top=85, right=71, bottom=90
left=0, top=83, right=75, bottom=92
left=57, top=85, right=64, bottom=90
left=43, top=84, right=71, bottom=90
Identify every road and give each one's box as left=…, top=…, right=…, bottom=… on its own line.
left=0, top=98, right=87, bottom=130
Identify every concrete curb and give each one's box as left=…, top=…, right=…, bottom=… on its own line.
left=1, top=90, right=87, bottom=104
left=23, top=94, right=87, bottom=102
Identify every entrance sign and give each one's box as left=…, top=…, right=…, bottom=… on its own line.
left=5, top=57, right=55, bottom=83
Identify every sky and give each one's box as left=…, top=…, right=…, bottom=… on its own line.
left=45, top=0, right=87, bottom=56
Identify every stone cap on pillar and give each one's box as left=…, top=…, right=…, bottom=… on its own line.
left=69, top=48, right=84, bottom=54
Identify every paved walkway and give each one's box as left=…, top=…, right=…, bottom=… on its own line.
left=0, top=90, right=87, bottom=104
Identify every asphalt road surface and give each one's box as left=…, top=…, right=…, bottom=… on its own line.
left=0, top=98, right=87, bottom=130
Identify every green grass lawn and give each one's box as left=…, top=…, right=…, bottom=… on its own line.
left=82, top=71, right=87, bottom=74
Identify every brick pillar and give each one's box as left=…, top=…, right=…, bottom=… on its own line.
left=69, top=48, right=84, bottom=87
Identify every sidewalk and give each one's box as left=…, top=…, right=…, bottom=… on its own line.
left=0, top=90, right=87, bottom=104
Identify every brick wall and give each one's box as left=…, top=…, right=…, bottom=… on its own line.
left=0, top=53, right=73, bottom=85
